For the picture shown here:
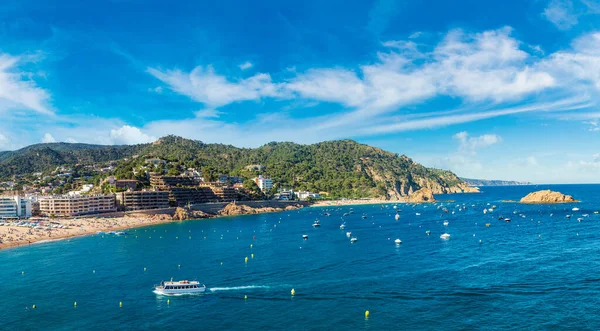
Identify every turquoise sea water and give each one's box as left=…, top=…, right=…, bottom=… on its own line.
left=2, top=184, right=600, bottom=330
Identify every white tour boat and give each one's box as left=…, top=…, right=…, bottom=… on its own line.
left=154, top=279, right=206, bottom=295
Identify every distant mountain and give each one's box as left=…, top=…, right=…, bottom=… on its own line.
left=460, top=178, right=533, bottom=186
left=0, top=135, right=478, bottom=199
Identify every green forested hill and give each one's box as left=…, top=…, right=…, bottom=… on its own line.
left=0, top=135, right=475, bottom=199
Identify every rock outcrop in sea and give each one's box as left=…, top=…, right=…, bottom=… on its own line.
left=405, top=188, right=436, bottom=203
left=519, top=190, right=577, bottom=204
left=172, top=207, right=212, bottom=220
left=217, top=202, right=303, bottom=216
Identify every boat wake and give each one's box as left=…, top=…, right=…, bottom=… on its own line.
left=209, top=285, right=271, bottom=292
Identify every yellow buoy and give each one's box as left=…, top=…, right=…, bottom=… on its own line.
left=291, top=289, right=295, bottom=296
left=119, top=301, right=123, bottom=308
left=167, top=299, right=170, bottom=305
left=250, top=244, right=253, bottom=248
left=251, top=254, right=254, bottom=259
left=365, top=310, right=370, bottom=318
left=21, top=271, right=24, bottom=275
left=245, top=257, right=248, bottom=263
left=244, top=295, right=248, bottom=300
left=32, top=304, right=36, bottom=309
left=485, top=223, right=491, bottom=227
left=220, top=262, right=223, bottom=265
left=74, top=302, right=77, bottom=307
left=144, top=267, right=147, bottom=272
left=178, top=264, right=181, bottom=268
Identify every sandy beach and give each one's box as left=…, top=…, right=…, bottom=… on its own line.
left=0, top=202, right=306, bottom=250
left=0, top=214, right=182, bottom=250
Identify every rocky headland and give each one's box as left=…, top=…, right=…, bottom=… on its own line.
left=405, top=187, right=436, bottom=203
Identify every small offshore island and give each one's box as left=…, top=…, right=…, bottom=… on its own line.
left=520, top=190, right=578, bottom=204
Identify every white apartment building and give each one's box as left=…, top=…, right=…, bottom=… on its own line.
left=0, top=196, right=32, bottom=219
left=254, top=175, right=273, bottom=192
left=39, top=195, right=116, bottom=217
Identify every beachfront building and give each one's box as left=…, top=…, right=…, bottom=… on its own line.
left=38, top=195, right=116, bottom=217
left=294, top=191, right=322, bottom=200
left=254, top=175, right=273, bottom=192
left=274, top=189, right=295, bottom=201
left=115, top=190, right=170, bottom=211
left=0, top=196, right=32, bottom=219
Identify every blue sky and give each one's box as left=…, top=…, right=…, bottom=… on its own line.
left=0, top=0, right=600, bottom=183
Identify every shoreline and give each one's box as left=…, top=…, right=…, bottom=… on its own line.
left=0, top=202, right=306, bottom=251
left=310, top=199, right=403, bottom=207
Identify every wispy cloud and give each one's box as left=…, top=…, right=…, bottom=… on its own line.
left=453, top=131, right=502, bottom=155
left=542, top=0, right=600, bottom=29
left=543, top=0, right=578, bottom=29
left=239, top=61, right=253, bottom=70
left=0, top=53, right=53, bottom=115
left=147, top=65, right=287, bottom=108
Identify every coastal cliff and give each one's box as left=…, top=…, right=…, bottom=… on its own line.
left=520, top=190, right=578, bottom=204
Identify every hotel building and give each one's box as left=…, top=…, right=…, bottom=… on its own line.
left=38, top=195, right=116, bottom=217
left=0, top=196, right=32, bottom=219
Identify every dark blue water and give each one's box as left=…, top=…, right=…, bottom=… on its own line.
left=2, top=185, right=600, bottom=330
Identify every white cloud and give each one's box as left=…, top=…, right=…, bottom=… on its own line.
left=41, top=133, right=56, bottom=143
left=543, top=32, right=600, bottom=90
left=543, top=0, right=578, bottom=29
left=194, top=109, right=223, bottom=118
left=147, top=65, right=286, bottom=108
left=0, top=54, right=53, bottom=115
left=239, top=61, right=253, bottom=70
left=453, top=131, right=502, bottom=154
left=109, top=125, right=156, bottom=145
left=288, top=27, right=554, bottom=117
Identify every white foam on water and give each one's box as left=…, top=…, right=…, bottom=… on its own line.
left=209, top=285, right=271, bottom=292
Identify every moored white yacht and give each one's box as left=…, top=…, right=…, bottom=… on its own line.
left=154, top=279, right=206, bottom=295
